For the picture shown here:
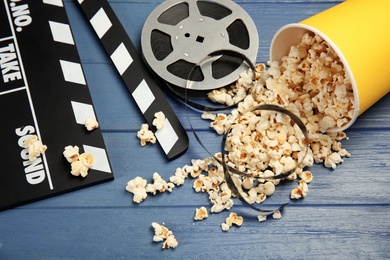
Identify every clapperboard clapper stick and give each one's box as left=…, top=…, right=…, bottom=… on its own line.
left=75, top=0, right=188, bottom=160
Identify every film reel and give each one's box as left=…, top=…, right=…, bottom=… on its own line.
left=141, top=0, right=259, bottom=90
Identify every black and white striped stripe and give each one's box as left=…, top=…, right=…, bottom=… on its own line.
left=45, top=0, right=112, bottom=174
left=76, top=0, right=188, bottom=160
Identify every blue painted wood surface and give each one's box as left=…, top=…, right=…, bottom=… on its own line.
left=1, top=0, right=389, bottom=259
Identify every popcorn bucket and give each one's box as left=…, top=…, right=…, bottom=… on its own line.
left=270, top=0, right=390, bottom=131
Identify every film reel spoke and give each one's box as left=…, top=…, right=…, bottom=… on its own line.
left=217, top=13, right=242, bottom=31
left=153, top=23, right=178, bottom=38
left=187, top=0, right=202, bottom=18
left=157, top=49, right=182, bottom=71
left=200, top=62, right=213, bottom=85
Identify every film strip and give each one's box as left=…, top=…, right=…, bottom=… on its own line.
left=0, top=0, right=113, bottom=210
left=75, top=0, right=189, bottom=161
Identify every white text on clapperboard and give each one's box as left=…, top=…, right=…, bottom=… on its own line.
left=9, top=1, right=32, bottom=32
left=2, top=2, right=45, bottom=186
left=0, top=43, right=21, bottom=83
left=15, top=126, right=46, bottom=185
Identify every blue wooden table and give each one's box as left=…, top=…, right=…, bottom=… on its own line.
left=1, top=0, right=389, bottom=259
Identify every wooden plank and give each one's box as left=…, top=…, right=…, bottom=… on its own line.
left=0, top=206, right=388, bottom=259
left=16, top=128, right=390, bottom=209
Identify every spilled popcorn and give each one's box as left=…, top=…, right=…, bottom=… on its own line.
left=290, top=180, right=309, bottom=199
left=137, top=123, right=156, bottom=146
left=126, top=176, right=148, bottom=203
left=152, top=111, right=166, bottom=130
left=151, top=222, right=178, bottom=249
left=257, top=214, right=267, bottom=222
left=272, top=209, right=282, bottom=220
left=146, top=172, right=175, bottom=195
left=85, top=117, right=99, bottom=131
left=23, top=135, right=47, bottom=161
left=221, top=212, right=243, bottom=232
left=63, top=145, right=80, bottom=163
left=194, top=206, right=209, bottom=220
left=63, top=145, right=94, bottom=177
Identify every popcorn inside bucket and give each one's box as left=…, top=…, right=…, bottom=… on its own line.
left=270, top=25, right=358, bottom=132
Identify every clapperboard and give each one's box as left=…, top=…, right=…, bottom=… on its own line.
left=0, top=0, right=114, bottom=210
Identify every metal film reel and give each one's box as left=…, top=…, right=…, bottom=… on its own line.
left=141, top=0, right=259, bottom=90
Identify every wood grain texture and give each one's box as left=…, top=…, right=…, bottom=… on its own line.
left=1, top=206, right=389, bottom=259
left=1, top=0, right=389, bottom=259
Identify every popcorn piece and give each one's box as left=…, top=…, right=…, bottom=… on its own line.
left=137, top=124, right=156, bottom=146
left=198, top=176, right=234, bottom=214
left=151, top=222, right=169, bottom=242
left=290, top=180, right=309, bottom=199
left=201, top=112, right=216, bottom=121
left=63, top=145, right=94, bottom=178
left=146, top=172, right=174, bottom=195
left=299, top=180, right=309, bottom=194
left=237, top=69, right=254, bottom=88
left=338, top=148, right=351, bottom=158
left=193, top=178, right=204, bottom=192
left=258, top=182, right=276, bottom=196
left=126, top=172, right=175, bottom=203
left=169, top=167, right=187, bottom=186
left=290, top=187, right=303, bottom=199
left=79, top=153, right=94, bottom=168
left=85, top=117, right=99, bottom=131
left=28, top=141, right=47, bottom=162
left=63, top=145, right=79, bottom=163
left=194, top=206, right=208, bottom=221
left=211, top=196, right=233, bottom=213
left=208, top=88, right=233, bottom=106
left=169, top=159, right=210, bottom=188
left=221, top=212, right=243, bottom=231
left=152, top=111, right=165, bottom=130
left=242, top=176, right=254, bottom=190
left=324, top=152, right=344, bottom=169
left=257, top=214, right=267, bottom=222
left=190, top=159, right=208, bottom=178
left=319, top=116, right=336, bottom=133
left=69, top=153, right=94, bottom=177
left=163, top=234, right=178, bottom=249
left=126, top=176, right=148, bottom=203
left=272, top=210, right=282, bottom=220
left=70, top=160, right=88, bottom=177
left=221, top=223, right=230, bottom=232
left=226, top=212, right=243, bottom=226
left=23, top=135, right=47, bottom=161
left=23, top=134, right=38, bottom=148
left=298, top=170, right=313, bottom=183
left=151, top=222, right=178, bottom=249
left=210, top=113, right=231, bottom=135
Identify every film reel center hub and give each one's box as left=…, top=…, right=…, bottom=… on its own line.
left=141, top=0, right=259, bottom=90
